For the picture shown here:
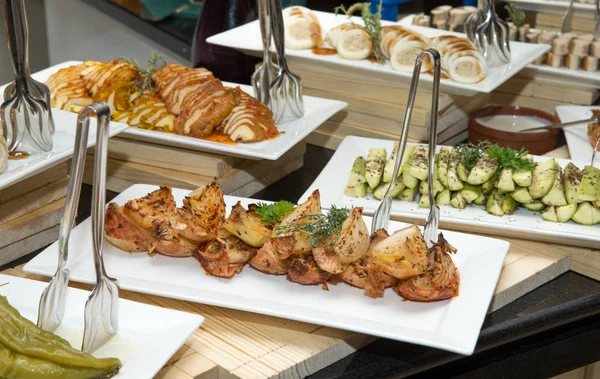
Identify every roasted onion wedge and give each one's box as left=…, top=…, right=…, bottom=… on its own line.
left=150, top=219, right=197, bottom=258
left=339, top=229, right=397, bottom=297
left=395, top=234, right=460, bottom=301
left=193, top=230, right=256, bottom=278
left=371, top=225, right=430, bottom=280
left=177, top=182, right=226, bottom=243
left=250, top=239, right=290, bottom=274
left=223, top=202, right=273, bottom=247
left=123, top=186, right=177, bottom=230
left=287, top=255, right=332, bottom=285
left=313, top=207, right=370, bottom=274
left=273, top=189, right=322, bottom=256
left=104, top=203, right=153, bottom=253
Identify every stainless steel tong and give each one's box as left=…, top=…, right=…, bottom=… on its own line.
left=252, top=0, right=278, bottom=105
left=466, top=0, right=511, bottom=66
left=37, top=102, right=119, bottom=353
left=371, top=49, right=442, bottom=247
left=1, top=0, right=54, bottom=153
left=561, top=0, right=600, bottom=35
left=267, top=0, right=305, bottom=123
left=519, top=117, right=600, bottom=132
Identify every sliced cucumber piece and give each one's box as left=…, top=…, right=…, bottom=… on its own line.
left=398, top=186, right=417, bottom=202
left=408, top=146, right=429, bottom=181
left=450, top=192, right=467, bottom=209
left=529, top=158, right=557, bottom=199
left=344, top=156, right=368, bottom=197
left=541, top=206, right=558, bottom=222
left=503, top=193, right=518, bottom=215
left=541, top=162, right=567, bottom=206
left=402, top=172, right=419, bottom=189
left=481, top=176, right=495, bottom=195
left=467, top=155, right=499, bottom=185
left=460, top=183, right=482, bottom=204
left=419, top=194, right=430, bottom=208
left=486, top=190, right=505, bottom=216
left=572, top=202, right=600, bottom=225
left=524, top=200, right=545, bottom=211
left=473, top=192, right=487, bottom=205
left=577, top=165, right=600, bottom=202
left=513, top=168, right=533, bottom=187
left=435, top=188, right=451, bottom=205
left=447, top=155, right=464, bottom=191
left=564, top=162, right=583, bottom=205
left=365, top=148, right=387, bottom=190
left=457, top=162, right=470, bottom=182
left=436, top=148, right=450, bottom=188
left=382, top=142, right=399, bottom=183
left=511, top=187, right=533, bottom=204
left=373, top=180, right=405, bottom=200
left=496, top=168, right=516, bottom=193
left=557, top=203, right=577, bottom=223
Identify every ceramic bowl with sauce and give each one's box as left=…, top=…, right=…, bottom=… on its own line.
left=469, top=106, right=560, bottom=155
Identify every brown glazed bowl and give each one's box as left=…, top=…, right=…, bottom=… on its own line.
left=469, top=106, right=560, bottom=155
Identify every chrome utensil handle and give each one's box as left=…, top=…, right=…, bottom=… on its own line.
left=89, top=102, right=112, bottom=282
left=4, top=0, right=29, bottom=82
left=562, top=0, right=575, bottom=33
left=595, top=0, right=600, bottom=35
left=269, top=0, right=288, bottom=70
left=426, top=54, right=441, bottom=205
left=520, top=117, right=600, bottom=132
left=255, top=0, right=274, bottom=104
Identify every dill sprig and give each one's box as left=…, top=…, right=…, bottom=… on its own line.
left=119, top=51, right=166, bottom=95
left=485, top=144, right=535, bottom=171
left=334, top=1, right=385, bottom=63
left=505, top=4, right=526, bottom=27
left=275, top=206, right=349, bottom=247
left=455, top=141, right=486, bottom=170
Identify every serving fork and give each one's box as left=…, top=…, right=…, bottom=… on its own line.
left=82, top=102, right=120, bottom=354
left=371, top=49, right=442, bottom=248
left=466, top=0, right=511, bottom=66
left=252, top=0, right=278, bottom=105
left=268, top=0, right=305, bottom=123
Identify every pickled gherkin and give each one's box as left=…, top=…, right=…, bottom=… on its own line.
left=0, top=295, right=121, bottom=379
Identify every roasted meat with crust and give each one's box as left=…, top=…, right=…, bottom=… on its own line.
left=250, top=239, right=290, bottom=274
left=151, top=219, right=198, bottom=257
left=152, top=64, right=214, bottom=115
left=104, top=202, right=153, bottom=253
left=80, top=60, right=138, bottom=112
left=287, top=255, right=332, bottom=285
left=371, top=225, right=430, bottom=280
left=45, top=64, right=93, bottom=113
left=395, top=234, right=460, bottom=302
left=312, top=207, right=370, bottom=274
left=193, top=229, right=257, bottom=278
left=218, top=87, right=279, bottom=143
left=123, top=186, right=177, bottom=231
left=113, top=93, right=175, bottom=132
left=339, top=229, right=397, bottom=297
left=176, top=182, right=226, bottom=243
left=223, top=202, right=273, bottom=247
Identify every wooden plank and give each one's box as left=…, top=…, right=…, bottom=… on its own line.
left=0, top=225, right=61, bottom=267
left=496, top=76, right=599, bottom=105
left=0, top=177, right=68, bottom=224
left=0, top=162, right=68, bottom=203
left=0, top=199, right=64, bottom=250
left=489, top=92, right=566, bottom=114
left=93, top=137, right=240, bottom=177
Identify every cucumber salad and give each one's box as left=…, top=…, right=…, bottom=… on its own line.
left=345, top=142, right=600, bottom=225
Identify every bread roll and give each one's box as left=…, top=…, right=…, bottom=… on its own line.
left=508, top=22, right=518, bottom=41
left=431, top=5, right=451, bottom=24
left=570, top=38, right=591, bottom=56
left=283, top=6, right=323, bottom=50
left=326, top=23, right=372, bottom=60
left=417, top=15, right=431, bottom=27
left=552, top=38, right=570, bottom=55
left=519, top=24, right=530, bottom=42
left=582, top=55, right=598, bottom=71
left=591, top=40, right=600, bottom=57
left=546, top=52, right=564, bottom=67
left=565, top=54, right=581, bottom=69
left=538, top=31, right=558, bottom=45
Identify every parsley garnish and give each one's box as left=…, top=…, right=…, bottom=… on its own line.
left=455, top=142, right=485, bottom=170
left=275, top=206, right=349, bottom=247
left=254, top=201, right=296, bottom=225
left=505, top=4, right=526, bottom=27
left=485, top=144, right=535, bottom=171
left=334, top=1, right=385, bottom=63
left=119, top=51, right=166, bottom=95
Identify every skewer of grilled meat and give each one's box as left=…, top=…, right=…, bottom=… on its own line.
left=395, top=233, right=460, bottom=302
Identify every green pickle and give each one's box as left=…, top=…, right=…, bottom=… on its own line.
left=0, top=296, right=121, bottom=379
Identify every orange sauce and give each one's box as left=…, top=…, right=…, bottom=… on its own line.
left=202, top=134, right=237, bottom=145
left=367, top=55, right=379, bottom=63
left=312, top=47, right=337, bottom=56
left=428, top=71, right=449, bottom=79
left=8, top=151, right=29, bottom=160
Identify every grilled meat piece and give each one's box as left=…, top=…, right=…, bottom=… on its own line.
left=123, top=186, right=177, bottom=231
left=395, top=233, right=460, bottom=302
left=80, top=60, right=138, bottom=112
left=176, top=182, right=226, bottom=243
left=250, top=239, right=290, bottom=274
left=218, top=87, right=279, bottom=142
left=113, top=93, right=175, bottom=132
left=193, top=229, right=257, bottom=278
left=152, top=64, right=214, bottom=115
left=287, top=255, right=332, bottom=285
left=151, top=219, right=198, bottom=257
left=104, top=203, right=153, bottom=253
left=45, top=64, right=93, bottom=113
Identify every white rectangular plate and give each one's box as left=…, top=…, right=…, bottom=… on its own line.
left=207, top=10, right=549, bottom=96
left=0, top=109, right=128, bottom=190
left=556, top=105, right=600, bottom=167
left=396, top=15, right=600, bottom=87
left=0, top=273, right=203, bottom=379
left=24, top=184, right=509, bottom=355
left=503, top=0, right=595, bottom=15
left=298, top=136, right=599, bottom=249
left=28, top=61, right=347, bottom=160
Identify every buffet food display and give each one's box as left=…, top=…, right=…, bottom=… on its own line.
left=345, top=142, right=600, bottom=225
left=45, top=56, right=279, bottom=144
left=103, top=183, right=461, bottom=301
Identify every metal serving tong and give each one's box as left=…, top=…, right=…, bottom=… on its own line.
left=267, top=0, right=305, bottom=123
left=519, top=116, right=600, bottom=132
left=371, top=49, right=442, bottom=247
left=37, top=102, right=119, bottom=354
left=466, top=0, right=511, bottom=66
left=252, top=0, right=278, bottom=105
left=1, top=0, right=54, bottom=153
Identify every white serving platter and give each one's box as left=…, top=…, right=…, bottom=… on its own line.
left=28, top=61, right=347, bottom=160
left=503, top=0, right=596, bottom=16
left=397, top=15, right=600, bottom=87
left=298, top=136, right=599, bottom=249
left=0, top=273, right=203, bottom=379
left=207, top=10, right=549, bottom=96
left=0, top=109, right=128, bottom=191
left=556, top=105, right=600, bottom=167
left=24, top=184, right=509, bottom=356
